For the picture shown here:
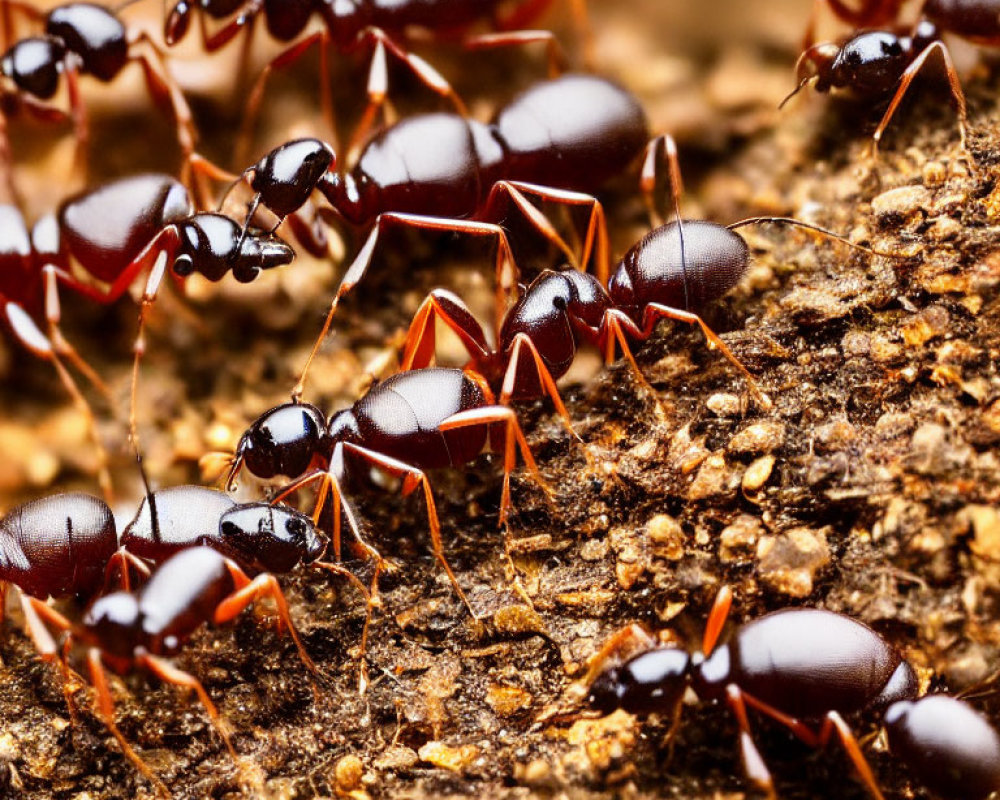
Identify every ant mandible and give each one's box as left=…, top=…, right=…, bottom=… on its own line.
left=581, top=587, right=1000, bottom=800
left=222, top=366, right=549, bottom=615
left=204, top=73, right=649, bottom=398
left=782, top=0, right=999, bottom=158
left=165, top=0, right=591, bottom=161
left=0, top=1, right=197, bottom=182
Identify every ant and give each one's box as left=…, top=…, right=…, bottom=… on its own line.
left=164, top=0, right=590, bottom=160
left=781, top=0, right=997, bottom=158
left=580, top=586, right=1000, bottom=800
left=0, top=171, right=296, bottom=465
left=205, top=73, right=650, bottom=398
left=393, top=134, right=894, bottom=413
left=0, top=481, right=363, bottom=795
left=0, top=1, right=197, bottom=182
left=221, top=366, right=548, bottom=614
left=802, top=0, right=908, bottom=47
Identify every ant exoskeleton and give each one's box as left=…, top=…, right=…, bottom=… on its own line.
left=221, top=366, right=548, bottom=614
left=392, top=134, right=895, bottom=412
left=0, top=171, right=295, bottom=458
left=0, top=1, right=197, bottom=181
left=0, top=481, right=363, bottom=795
left=165, top=0, right=590, bottom=160
left=782, top=0, right=995, bottom=159
left=206, top=73, right=650, bottom=398
left=578, top=586, right=1000, bottom=800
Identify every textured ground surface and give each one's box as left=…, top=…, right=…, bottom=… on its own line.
left=2, top=1, right=1000, bottom=798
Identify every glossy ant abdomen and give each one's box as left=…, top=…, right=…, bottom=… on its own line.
left=226, top=367, right=547, bottom=614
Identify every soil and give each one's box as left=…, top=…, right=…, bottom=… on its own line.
left=2, top=1, right=1000, bottom=799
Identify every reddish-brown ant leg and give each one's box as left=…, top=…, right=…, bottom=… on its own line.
left=438, top=404, right=551, bottom=525
left=214, top=560, right=319, bottom=678
left=294, top=213, right=520, bottom=400
left=85, top=649, right=171, bottom=798
left=870, top=40, right=969, bottom=160
left=500, top=333, right=579, bottom=439
left=101, top=548, right=152, bottom=593
left=464, top=30, right=568, bottom=78
left=337, top=441, right=476, bottom=616
left=186, top=152, right=240, bottom=211
left=236, top=30, right=336, bottom=167
left=2, top=297, right=113, bottom=499
left=496, top=0, right=594, bottom=68
left=400, top=289, right=492, bottom=371
left=346, top=27, right=468, bottom=156
left=641, top=133, right=684, bottom=229
left=482, top=180, right=610, bottom=286
left=309, top=559, right=375, bottom=693
left=127, top=32, right=199, bottom=166
left=701, top=584, right=733, bottom=656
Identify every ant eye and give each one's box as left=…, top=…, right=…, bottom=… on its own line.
left=552, top=296, right=567, bottom=311
left=220, top=521, right=240, bottom=538
left=173, top=254, right=194, bottom=276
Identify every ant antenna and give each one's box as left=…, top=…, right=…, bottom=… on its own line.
left=134, top=450, right=162, bottom=545
left=727, top=216, right=912, bottom=259
left=224, top=450, right=244, bottom=493
left=642, top=134, right=689, bottom=309
left=779, top=76, right=814, bottom=109
left=115, top=0, right=154, bottom=12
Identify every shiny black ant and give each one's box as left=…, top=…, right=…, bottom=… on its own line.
left=782, top=0, right=1000, bottom=158
left=0, top=481, right=368, bottom=795
left=0, top=171, right=295, bottom=471
left=579, top=586, right=1000, bottom=800
left=204, top=73, right=650, bottom=398
left=0, top=1, right=197, bottom=180
left=221, top=366, right=548, bottom=614
left=165, top=0, right=590, bottom=159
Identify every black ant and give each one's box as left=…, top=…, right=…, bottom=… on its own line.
left=0, top=1, right=197, bottom=181
left=0, top=171, right=295, bottom=473
left=221, top=366, right=548, bottom=614
left=0, top=480, right=366, bottom=795
left=580, top=586, right=1000, bottom=800
left=205, top=73, right=650, bottom=398
left=165, top=0, right=590, bottom=160
left=393, top=134, right=896, bottom=413
left=782, top=0, right=998, bottom=158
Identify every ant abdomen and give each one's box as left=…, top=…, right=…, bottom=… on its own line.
left=608, top=220, right=750, bottom=318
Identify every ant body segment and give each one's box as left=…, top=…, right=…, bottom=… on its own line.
left=224, top=367, right=547, bottom=613
left=0, top=1, right=196, bottom=179
left=584, top=587, right=1000, bottom=800
left=213, top=74, right=649, bottom=397
left=0, top=483, right=356, bottom=794
left=783, top=0, right=1000, bottom=157
left=0, top=172, right=295, bottom=452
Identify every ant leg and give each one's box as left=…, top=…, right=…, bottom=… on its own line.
left=482, top=180, right=610, bottom=285
left=41, top=266, right=111, bottom=399
left=701, top=584, right=733, bottom=656
left=186, top=152, right=242, bottom=211
left=346, top=28, right=468, bottom=156
left=86, top=649, right=170, bottom=797
left=340, top=442, right=476, bottom=617
left=127, top=34, right=198, bottom=166
left=464, top=30, right=567, bottom=77
left=400, top=289, right=491, bottom=371
left=871, top=41, right=968, bottom=161
left=19, top=596, right=85, bottom=722
left=815, top=711, right=887, bottom=800
left=495, top=0, right=594, bottom=68
left=310, top=559, right=374, bottom=694
left=641, top=134, right=684, bottom=229
left=215, top=561, right=320, bottom=678
left=236, top=31, right=335, bottom=168
left=501, top=332, right=579, bottom=441
left=596, top=308, right=659, bottom=397
left=438, top=404, right=551, bottom=525
left=294, top=213, right=520, bottom=400
left=724, top=685, right=781, bottom=799
left=3, top=299, right=113, bottom=500
left=62, top=68, right=90, bottom=185
left=101, top=548, right=152, bottom=594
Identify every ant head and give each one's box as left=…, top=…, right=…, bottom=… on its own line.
left=171, top=213, right=294, bottom=283
left=81, top=591, right=141, bottom=660
left=825, top=30, right=911, bottom=94
left=0, top=37, right=66, bottom=99
left=588, top=647, right=691, bottom=716
left=219, top=503, right=328, bottom=573
left=231, top=402, right=328, bottom=485
left=792, top=41, right=840, bottom=93
left=250, top=138, right=337, bottom=219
